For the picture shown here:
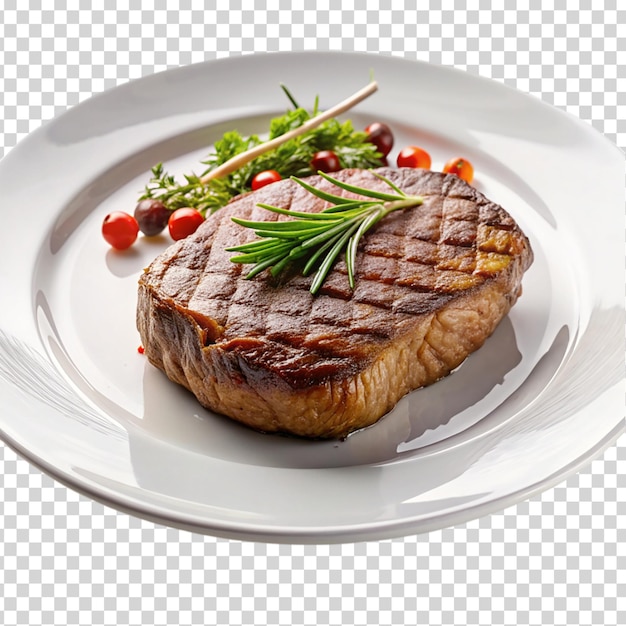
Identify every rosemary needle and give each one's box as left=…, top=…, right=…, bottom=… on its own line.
left=227, top=172, right=424, bottom=295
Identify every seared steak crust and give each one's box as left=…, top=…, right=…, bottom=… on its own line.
left=137, top=167, right=533, bottom=438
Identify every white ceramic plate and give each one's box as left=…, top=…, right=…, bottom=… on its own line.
left=0, top=52, right=623, bottom=543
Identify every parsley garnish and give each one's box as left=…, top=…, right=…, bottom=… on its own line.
left=139, top=82, right=384, bottom=215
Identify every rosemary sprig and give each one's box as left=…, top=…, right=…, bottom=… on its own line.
left=227, top=172, right=424, bottom=294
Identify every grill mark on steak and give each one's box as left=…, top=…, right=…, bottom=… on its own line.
left=137, top=167, right=533, bottom=438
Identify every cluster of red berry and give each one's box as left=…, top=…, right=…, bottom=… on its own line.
left=102, top=121, right=474, bottom=251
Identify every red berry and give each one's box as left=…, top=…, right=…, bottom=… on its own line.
left=102, top=211, right=139, bottom=250
left=134, top=199, right=170, bottom=236
left=310, top=150, right=341, bottom=173
left=365, top=122, right=394, bottom=157
left=396, top=146, right=432, bottom=170
left=443, top=157, right=474, bottom=183
left=251, top=169, right=282, bottom=191
left=168, top=208, right=204, bottom=241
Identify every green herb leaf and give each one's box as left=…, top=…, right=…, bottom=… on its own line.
left=138, top=84, right=384, bottom=216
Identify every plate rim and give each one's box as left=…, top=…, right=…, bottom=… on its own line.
left=2, top=420, right=623, bottom=543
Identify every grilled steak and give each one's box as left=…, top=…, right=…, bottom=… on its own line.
left=137, top=167, right=533, bottom=438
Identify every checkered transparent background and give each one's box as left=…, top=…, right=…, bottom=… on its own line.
left=1, top=2, right=624, bottom=625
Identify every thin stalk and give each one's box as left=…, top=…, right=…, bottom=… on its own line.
left=299, top=213, right=366, bottom=249
left=317, top=171, right=406, bottom=202
left=310, top=221, right=363, bottom=294
left=280, top=83, right=300, bottom=110
left=200, top=80, right=378, bottom=183
left=244, top=248, right=292, bottom=279
left=346, top=207, right=383, bottom=288
left=256, top=203, right=352, bottom=220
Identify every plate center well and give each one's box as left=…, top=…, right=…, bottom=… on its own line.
left=31, top=114, right=579, bottom=471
